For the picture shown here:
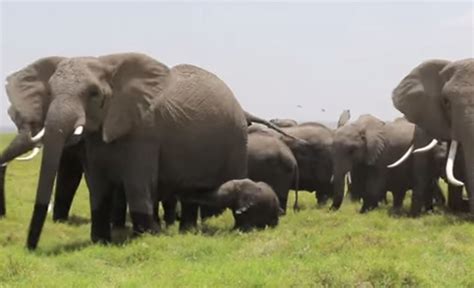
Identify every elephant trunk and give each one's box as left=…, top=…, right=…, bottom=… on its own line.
left=293, top=164, right=300, bottom=212
left=26, top=98, right=84, bottom=250
left=331, top=172, right=346, bottom=210
left=0, top=164, right=6, bottom=217
left=179, top=182, right=237, bottom=210
left=0, top=131, right=37, bottom=165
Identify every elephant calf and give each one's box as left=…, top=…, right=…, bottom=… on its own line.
left=184, top=179, right=281, bottom=231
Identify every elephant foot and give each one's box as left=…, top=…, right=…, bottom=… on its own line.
left=359, top=204, right=377, bottom=214
left=91, top=209, right=112, bottom=244
left=130, top=212, right=161, bottom=236
left=179, top=221, right=198, bottom=233
left=329, top=205, right=340, bottom=211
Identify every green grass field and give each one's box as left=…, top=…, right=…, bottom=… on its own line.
left=0, top=134, right=473, bottom=287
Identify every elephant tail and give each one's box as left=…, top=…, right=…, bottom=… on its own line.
left=293, top=163, right=300, bottom=212
left=244, top=111, right=305, bottom=143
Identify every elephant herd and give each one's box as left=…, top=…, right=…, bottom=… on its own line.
left=0, top=54, right=473, bottom=251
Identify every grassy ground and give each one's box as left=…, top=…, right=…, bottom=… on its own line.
left=0, top=134, right=473, bottom=287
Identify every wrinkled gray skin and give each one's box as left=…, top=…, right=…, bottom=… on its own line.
left=332, top=115, right=440, bottom=213
left=269, top=118, right=298, bottom=128
left=4, top=53, right=253, bottom=250
left=251, top=121, right=335, bottom=205
left=185, top=179, right=281, bottom=231
left=392, top=59, right=474, bottom=214
left=282, top=122, right=335, bottom=205
left=247, top=127, right=299, bottom=213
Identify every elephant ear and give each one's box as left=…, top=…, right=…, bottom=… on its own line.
left=99, top=53, right=170, bottom=143
left=363, top=127, right=385, bottom=165
left=337, top=109, right=351, bottom=128
left=392, top=59, right=451, bottom=140
left=5, top=57, right=65, bottom=130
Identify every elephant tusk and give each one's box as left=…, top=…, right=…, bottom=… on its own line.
left=15, top=147, right=41, bottom=161
left=73, top=125, right=84, bottom=136
left=347, top=172, right=352, bottom=185
left=0, top=162, right=6, bottom=167
left=47, top=201, right=54, bottom=214
left=413, top=139, right=438, bottom=154
left=387, top=145, right=414, bottom=168
left=330, top=175, right=334, bottom=183
left=446, top=140, right=464, bottom=187
left=30, top=128, right=45, bottom=143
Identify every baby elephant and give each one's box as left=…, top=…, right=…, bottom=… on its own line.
left=185, top=179, right=281, bottom=231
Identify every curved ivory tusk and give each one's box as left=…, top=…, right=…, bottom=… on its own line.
left=347, top=172, right=352, bottom=185
left=73, top=125, right=84, bottom=136
left=330, top=175, right=334, bottom=183
left=387, top=145, right=414, bottom=168
left=0, top=162, right=6, bottom=167
left=413, top=139, right=438, bottom=154
left=30, top=128, right=45, bottom=143
left=446, top=140, right=464, bottom=186
left=15, top=147, right=41, bottom=161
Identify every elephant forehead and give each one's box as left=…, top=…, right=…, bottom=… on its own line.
left=51, top=58, right=102, bottom=84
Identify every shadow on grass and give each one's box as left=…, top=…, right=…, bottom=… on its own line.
left=64, top=215, right=90, bottom=226
left=38, top=226, right=136, bottom=256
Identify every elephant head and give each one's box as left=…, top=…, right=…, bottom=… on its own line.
left=392, top=59, right=474, bottom=212
left=4, top=53, right=170, bottom=249
left=331, top=114, right=385, bottom=209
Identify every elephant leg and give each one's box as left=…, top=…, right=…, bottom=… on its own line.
left=392, top=189, right=406, bottom=212
left=86, top=173, right=113, bottom=244
left=361, top=170, right=385, bottom=213
left=111, top=186, right=127, bottom=228
left=448, top=184, right=467, bottom=212
left=125, top=181, right=160, bottom=236
left=163, top=196, right=177, bottom=226
left=200, top=204, right=225, bottom=221
left=315, top=189, right=329, bottom=206
left=432, top=182, right=446, bottom=206
left=53, top=150, right=83, bottom=222
left=180, top=200, right=199, bottom=232
left=0, top=164, right=7, bottom=217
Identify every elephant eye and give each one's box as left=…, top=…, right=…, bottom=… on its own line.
left=442, top=96, right=450, bottom=109
left=88, top=86, right=100, bottom=98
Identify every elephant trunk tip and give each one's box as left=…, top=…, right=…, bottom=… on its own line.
left=27, top=203, right=49, bottom=250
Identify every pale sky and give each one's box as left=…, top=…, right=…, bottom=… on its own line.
left=1, top=1, right=473, bottom=130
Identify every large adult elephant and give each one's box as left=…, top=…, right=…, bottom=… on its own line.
left=331, top=115, right=441, bottom=213
left=391, top=59, right=474, bottom=213
left=3, top=53, right=291, bottom=250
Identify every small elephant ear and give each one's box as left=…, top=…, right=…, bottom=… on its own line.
left=235, top=183, right=260, bottom=215
left=5, top=57, right=65, bottom=128
left=363, top=127, right=385, bottom=165
left=392, top=59, right=451, bottom=140
left=337, top=109, right=351, bottom=128
left=98, top=53, right=170, bottom=143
